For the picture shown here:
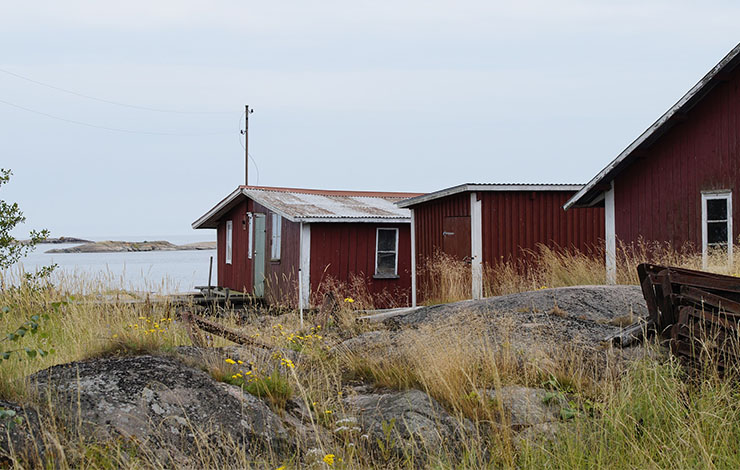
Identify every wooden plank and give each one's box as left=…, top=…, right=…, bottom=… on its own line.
left=662, top=272, right=740, bottom=294
left=678, top=286, right=740, bottom=315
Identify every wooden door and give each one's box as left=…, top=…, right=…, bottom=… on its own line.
left=442, top=216, right=471, bottom=261
left=253, top=213, right=266, bottom=297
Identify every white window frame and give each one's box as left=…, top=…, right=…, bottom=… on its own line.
left=271, top=213, right=282, bottom=261
left=225, top=220, right=233, bottom=265
left=701, top=191, right=733, bottom=268
left=247, top=213, right=254, bottom=260
left=374, top=227, right=399, bottom=277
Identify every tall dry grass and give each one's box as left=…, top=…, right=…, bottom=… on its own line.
left=3, top=249, right=740, bottom=468
left=420, top=240, right=740, bottom=303
left=417, top=252, right=472, bottom=304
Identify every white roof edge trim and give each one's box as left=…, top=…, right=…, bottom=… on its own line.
left=296, top=217, right=410, bottom=223
left=564, top=43, right=740, bottom=211
left=398, top=183, right=584, bottom=208
left=191, top=187, right=244, bottom=229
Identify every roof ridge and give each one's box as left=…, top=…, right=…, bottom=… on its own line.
left=241, top=185, right=423, bottom=199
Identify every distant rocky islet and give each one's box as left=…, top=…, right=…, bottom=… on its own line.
left=45, top=240, right=216, bottom=254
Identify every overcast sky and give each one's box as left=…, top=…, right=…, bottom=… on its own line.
left=2, top=1, right=739, bottom=239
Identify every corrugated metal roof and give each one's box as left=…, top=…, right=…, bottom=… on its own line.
left=243, top=187, right=416, bottom=222
left=397, top=183, right=584, bottom=208
left=564, top=42, right=740, bottom=210
left=193, top=186, right=423, bottom=228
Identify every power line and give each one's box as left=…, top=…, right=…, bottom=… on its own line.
left=0, top=98, right=232, bottom=136
left=0, top=67, right=234, bottom=115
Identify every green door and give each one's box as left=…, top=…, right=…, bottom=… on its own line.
left=253, top=213, right=266, bottom=297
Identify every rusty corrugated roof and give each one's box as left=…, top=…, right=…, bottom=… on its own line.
left=193, top=186, right=423, bottom=228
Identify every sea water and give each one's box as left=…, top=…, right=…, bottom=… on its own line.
left=11, top=234, right=217, bottom=294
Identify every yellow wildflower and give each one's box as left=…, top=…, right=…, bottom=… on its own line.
left=237, top=360, right=244, bottom=365
left=323, top=454, right=335, bottom=466
left=225, top=358, right=237, bottom=365
left=325, top=409, right=333, bottom=414
left=276, top=466, right=286, bottom=470
left=344, top=297, right=354, bottom=303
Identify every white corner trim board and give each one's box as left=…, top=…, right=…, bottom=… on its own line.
left=605, top=182, right=616, bottom=284
left=470, top=193, right=483, bottom=299
left=410, top=209, right=417, bottom=307
left=299, top=223, right=312, bottom=307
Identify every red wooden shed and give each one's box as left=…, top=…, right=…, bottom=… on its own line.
left=565, top=43, right=740, bottom=281
left=398, top=184, right=604, bottom=305
left=192, top=186, right=422, bottom=308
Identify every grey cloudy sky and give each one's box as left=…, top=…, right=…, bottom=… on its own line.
left=2, top=1, right=739, bottom=238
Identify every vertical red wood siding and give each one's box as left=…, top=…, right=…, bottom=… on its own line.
left=217, top=199, right=253, bottom=292
left=411, top=189, right=604, bottom=302
left=412, top=191, right=603, bottom=266
left=257, top=201, right=301, bottom=306
left=309, top=223, right=412, bottom=308
left=413, top=192, right=471, bottom=265
left=213, top=197, right=412, bottom=307
left=480, top=191, right=604, bottom=266
left=614, top=66, right=740, bottom=250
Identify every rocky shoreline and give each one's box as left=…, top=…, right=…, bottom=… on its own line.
left=46, top=240, right=216, bottom=254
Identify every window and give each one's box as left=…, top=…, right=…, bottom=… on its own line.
left=375, top=228, right=399, bottom=277
left=271, top=214, right=282, bottom=260
left=225, top=220, right=233, bottom=265
left=702, top=191, right=733, bottom=267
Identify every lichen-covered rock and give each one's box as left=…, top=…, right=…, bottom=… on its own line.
left=29, top=354, right=290, bottom=458
left=343, top=388, right=472, bottom=461
left=0, top=400, right=44, bottom=465
left=486, top=386, right=564, bottom=430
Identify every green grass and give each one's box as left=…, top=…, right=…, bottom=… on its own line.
left=520, top=357, right=740, bottom=469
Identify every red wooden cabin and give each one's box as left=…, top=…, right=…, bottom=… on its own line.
left=565, top=43, right=740, bottom=281
left=398, top=184, right=604, bottom=305
left=192, top=186, right=421, bottom=308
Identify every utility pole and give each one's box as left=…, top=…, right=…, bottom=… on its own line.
left=240, top=105, right=253, bottom=185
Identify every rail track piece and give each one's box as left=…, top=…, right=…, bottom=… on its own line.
left=670, top=305, right=740, bottom=372
left=678, top=286, right=740, bottom=316
left=637, top=263, right=740, bottom=339
left=181, top=310, right=207, bottom=347
left=179, top=310, right=271, bottom=349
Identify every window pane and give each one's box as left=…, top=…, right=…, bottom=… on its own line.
left=707, top=198, right=728, bottom=221
left=378, top=230, right=396, bottom=252
left=707, top=221, right=728, bottom=245
left=377, top=253, right=396, bottom=274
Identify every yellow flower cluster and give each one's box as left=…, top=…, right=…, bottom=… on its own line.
left=224, top=358, right=256, bottom=384
left=271, top=325, right=324, bottom=351
left=323, top=454, right=335, bottom=466
left=126, top=316, right=173, bottom=335
left=344, top=297, right=354, bottom=303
